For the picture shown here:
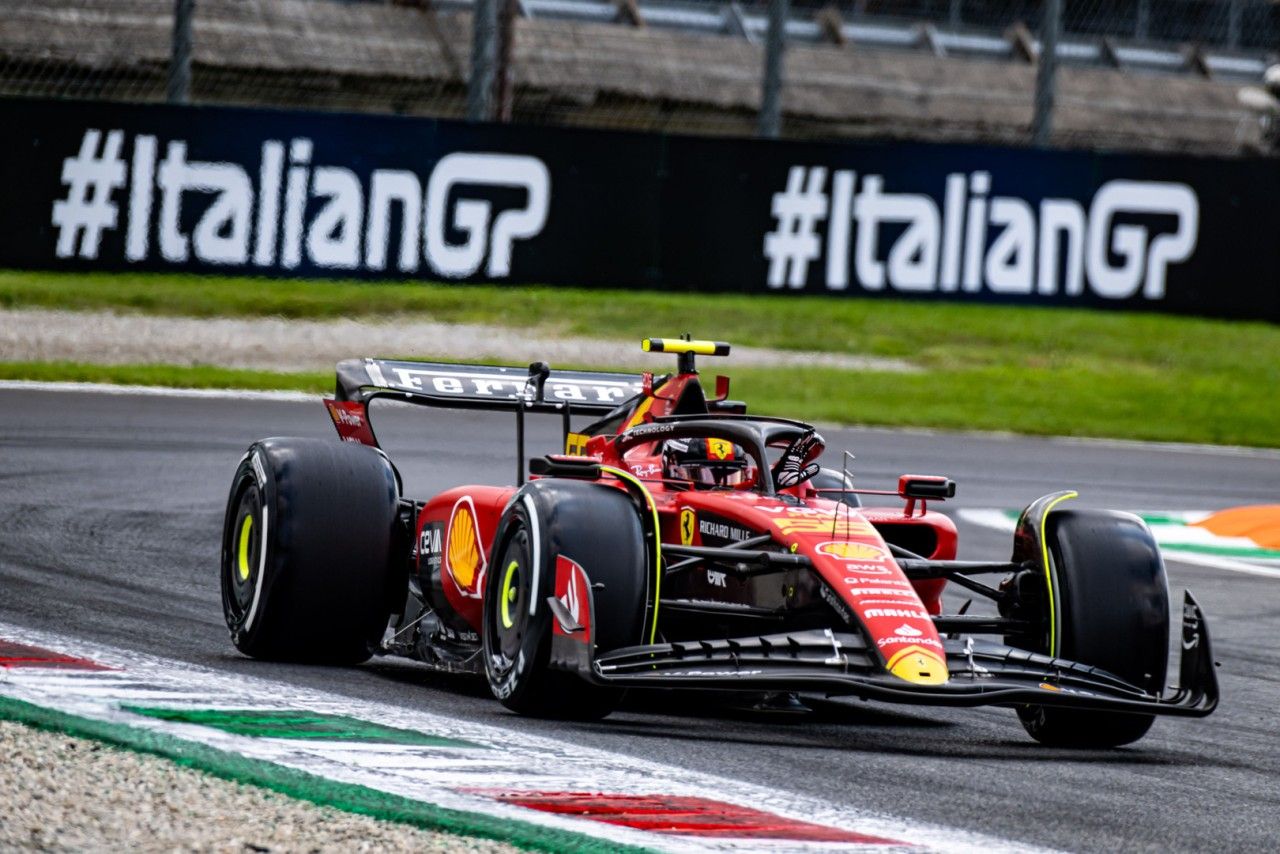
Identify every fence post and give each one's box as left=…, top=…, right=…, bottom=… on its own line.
left=1030, top=0, right=1061, bottom=148
left=495, top=0, right=518, bottom=122
left=469, top=0, right=497, bottom=121
left=758, top=0, right=788, bottom=138
left=167, top=0, right=194, bottom=104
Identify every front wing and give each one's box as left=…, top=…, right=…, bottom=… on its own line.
left=576, top=591, right=1218, bottom=717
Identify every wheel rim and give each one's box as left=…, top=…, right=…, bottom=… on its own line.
left=490, top=528, right=532, bottom=671
left=225, top=483, right=262, bottom=623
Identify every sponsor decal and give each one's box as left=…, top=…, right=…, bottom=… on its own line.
left=843, top=577, right=912, bottom=588
left=250, top=450, right=267, bottom=489
left=846, top=590, right=921, bottom=601
left=893, top=623, right=924, bottom=637
left=764, top=166, right=1199, bottom=301
left=865, top=608, right=930, bottom=620
left=697, top=517, right=754, bottom=544
left=705, top=569, right=727, bottom=588
left=774, top=517, right=879, bottom=536
left=444, top=498, right=486, bottom=599
left=679, top=508, right=697, bottom=546
left=629, top=463, right=661, bottom=478
left=564, top=432, right=589, bottom=455
left=856, top=597, right=926, bottom=606
left=552, top=555, right=592, bottom=642
left=418, top=522, right=443, bottom=573
left=628, top=423, right=675, bottom=438
left=51, top=129, right=551, bottom=279
left=817, top=541, right=887, bottom=561
left=328, top=406, right=362, bottom=428
left=877, top=635, right=944, bottom=650
left=706, top=438, right=734, bottom=461
left=383, top=367, right=639, bottom=405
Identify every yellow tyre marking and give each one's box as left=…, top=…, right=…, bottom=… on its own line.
left=236, top=514, right=254, bottom=582
left=1039, top=491, right=1078, bottom=657
left=600, top=466, right=662, bottom=645
left=500, top=560, right=520, bottom=630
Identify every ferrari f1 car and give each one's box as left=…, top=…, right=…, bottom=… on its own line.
left=220, top=337, right=1217, bottom=747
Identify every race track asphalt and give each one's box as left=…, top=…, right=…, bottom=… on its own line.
left=1, top=386, right=1277, bottom=851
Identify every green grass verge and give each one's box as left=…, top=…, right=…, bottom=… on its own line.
left=3, top=270, right=1278, bottom=447
left=0, top=694, right=653, bottom=854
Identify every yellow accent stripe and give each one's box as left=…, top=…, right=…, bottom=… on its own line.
left=600, top=466, right=662, bottom=645
left=623, top=396, right=656, bottom=431
left=236, top=515, right=253, bottom=582
left=1039, top=491, right=1078, bottom=657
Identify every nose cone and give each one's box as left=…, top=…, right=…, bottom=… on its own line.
left=886, top=646, right=950, bottom=686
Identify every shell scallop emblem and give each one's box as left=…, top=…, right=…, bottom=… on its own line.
left=446, top=499, right=486, bottom=597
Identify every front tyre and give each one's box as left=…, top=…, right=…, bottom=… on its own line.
left=1009, top=503, right=1170, bottom=748
left=220, top=438, right=400, bottom=664
left=483, top=480, right=648, bottom=720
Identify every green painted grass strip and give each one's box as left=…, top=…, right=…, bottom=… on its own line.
left=0, top=695, right=656, bottom=854
left=124, top=707, right=482, bottom=747
left=1162, top=543, right=1280, bottom=560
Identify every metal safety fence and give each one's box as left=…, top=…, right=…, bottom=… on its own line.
left=0, top=0, right=1276, bottom=154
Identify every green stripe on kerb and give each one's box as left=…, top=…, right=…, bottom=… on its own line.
left=125, top=707, right=479, bottom=747
left=1163, top=543, right=1280, bottom=559
left=0, top=695, right=655, bottom=854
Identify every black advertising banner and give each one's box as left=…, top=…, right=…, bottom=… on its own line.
left=1, top=97, right=1277, bottom=322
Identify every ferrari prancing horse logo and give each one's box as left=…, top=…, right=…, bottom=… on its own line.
left=680, top=508, right=696, bottom=545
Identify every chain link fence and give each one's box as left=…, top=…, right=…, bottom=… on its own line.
left=0, top=0, right=1276, bottom=154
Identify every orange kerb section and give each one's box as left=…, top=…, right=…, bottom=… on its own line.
left=1192, top=505, right=1280, bottom=549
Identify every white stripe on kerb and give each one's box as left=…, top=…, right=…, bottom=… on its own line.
left=0, top=622, right=1046, bottom=853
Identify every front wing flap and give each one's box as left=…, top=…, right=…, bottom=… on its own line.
left=588, top=592, right=1218, bottom=717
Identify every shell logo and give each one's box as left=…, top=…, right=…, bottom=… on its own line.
left=446, top=498, right=486, bottom=597
left=817, top=541, right=886, bottom=561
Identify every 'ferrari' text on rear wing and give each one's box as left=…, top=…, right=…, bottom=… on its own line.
left=335, top=358, right=644, bottom=413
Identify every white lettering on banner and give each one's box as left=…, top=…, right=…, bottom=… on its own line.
left=763, top=166, right=1200, bottom=301
left=49, top=130, right=551, bottom=278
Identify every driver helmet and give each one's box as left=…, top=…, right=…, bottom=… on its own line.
left=662, top=437, right=757, bottom=489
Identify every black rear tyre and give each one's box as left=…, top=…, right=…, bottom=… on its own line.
left=220, top=438, right=400, bottom=664
left=1010, top=503, right=1169, bottom=748
left=482, top=479, right=650, bottom=720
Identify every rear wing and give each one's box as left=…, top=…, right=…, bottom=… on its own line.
left=329, top=358, right=646, bottom=480
left=334, top=358, right=645, bottom=413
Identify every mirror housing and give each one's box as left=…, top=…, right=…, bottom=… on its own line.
left=898, top=475, right=956, bottom=501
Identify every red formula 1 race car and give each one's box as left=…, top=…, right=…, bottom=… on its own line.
left=220, top=337, right=1217, bottom=747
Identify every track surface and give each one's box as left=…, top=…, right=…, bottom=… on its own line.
left=1, top=387, right=1277, bottom=851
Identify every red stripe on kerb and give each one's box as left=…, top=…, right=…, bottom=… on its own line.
left=0, top=640, right=110, bottom=670
left=464, top=790, right=902, bottom=844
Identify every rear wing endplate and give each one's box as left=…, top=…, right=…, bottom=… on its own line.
left=335, top=358, right=644, bottom=414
